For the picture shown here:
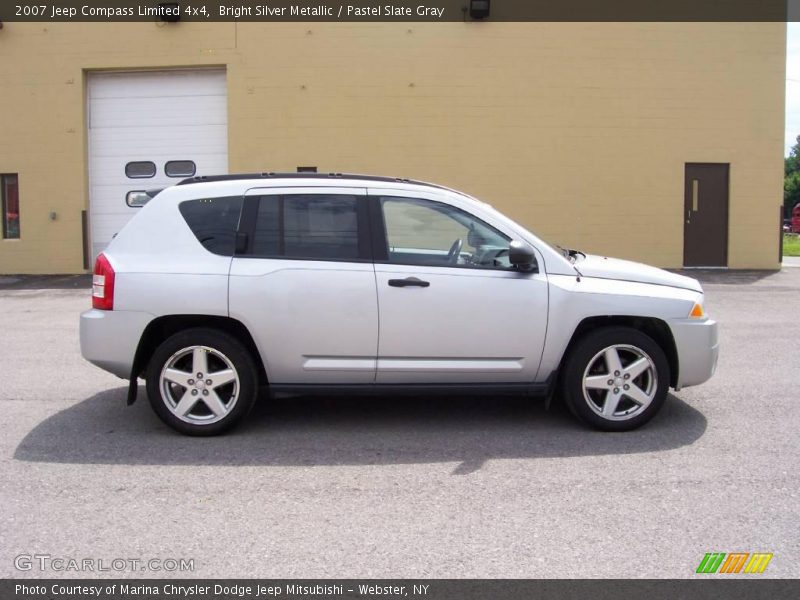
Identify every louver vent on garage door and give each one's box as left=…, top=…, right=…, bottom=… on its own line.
left=87, top=69, right=228, bottom=260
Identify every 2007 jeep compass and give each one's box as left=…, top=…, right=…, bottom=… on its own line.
left=80, top=173, right=718, bottom=435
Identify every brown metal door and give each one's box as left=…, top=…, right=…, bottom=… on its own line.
left=683, top=163, right=729, bottom=267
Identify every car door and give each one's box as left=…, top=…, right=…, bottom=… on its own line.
left=370, top=189, right=549, bottom=384
left=229, top=187, right=379, bottom=385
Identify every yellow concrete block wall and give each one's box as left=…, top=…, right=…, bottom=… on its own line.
left=0, top=21, right=785, bottom=273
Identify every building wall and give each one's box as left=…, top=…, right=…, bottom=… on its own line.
left=0, top=21, right=786, bottom=273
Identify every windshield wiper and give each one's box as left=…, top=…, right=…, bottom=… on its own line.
left=568, top=248, right=585, bottom=262
left=556, top=245, right=585, bottom=263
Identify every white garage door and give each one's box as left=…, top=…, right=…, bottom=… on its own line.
left=87, top=69, right=228, bottom=260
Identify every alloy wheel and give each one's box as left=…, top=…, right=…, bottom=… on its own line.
left=581, top=344, right=658, bottom=421
left=159, top=345, right=240, bottom=424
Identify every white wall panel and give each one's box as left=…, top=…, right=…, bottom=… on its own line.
left=88, top=69, right=228, bottom=259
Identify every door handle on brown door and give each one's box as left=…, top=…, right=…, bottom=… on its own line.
left=687, top=209, right=691, bottom=223
left=388, top=277, right=430, bottom=288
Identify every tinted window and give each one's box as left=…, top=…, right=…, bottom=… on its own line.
left=284, top=195, right=359, bottom=259
left=125, top=161, right=156, bottom=178
left=165, top=160, right=196, bottom=178
left=179, top=197, right=243, bottom=256
left=380, top=197, right=512, bottom=269
left=252, top=196, right=280, bottom=256
left=252, top=194, right=360, bottom=260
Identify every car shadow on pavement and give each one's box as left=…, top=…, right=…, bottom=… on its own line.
left=14, top=386, right=707, bottom=473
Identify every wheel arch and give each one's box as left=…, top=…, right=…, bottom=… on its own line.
left=131, top=315, right=268, bottom=386
left=561, top=316, right=679, bottom=388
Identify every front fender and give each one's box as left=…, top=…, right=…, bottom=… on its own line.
left=537, top=275, right=702, bottom=381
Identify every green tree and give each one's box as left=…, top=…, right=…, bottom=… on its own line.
left=787, top=172, right=800, bottom=215
left=786, top=135, right=800, bottom=217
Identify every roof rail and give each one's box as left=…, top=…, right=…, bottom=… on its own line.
left=175, top=172, right=453, bottom=192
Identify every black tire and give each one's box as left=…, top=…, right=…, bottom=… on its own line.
left=561, top=326, right=670, bottom=431
left=145, top=328, right=258, bottom=436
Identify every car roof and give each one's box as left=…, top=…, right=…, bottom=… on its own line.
left=176, top=172, right=459, bottom=193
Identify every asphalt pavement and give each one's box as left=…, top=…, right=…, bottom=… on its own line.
left=1, top=268, right=798, bottom=578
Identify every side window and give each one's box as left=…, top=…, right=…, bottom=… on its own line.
left=252, top=194, right=361, bottom=261
left=125, top=161, right=156, bottom=179
left=380, top=196, right=512, bottom=270
left=1, top=174, right=20, bottom=239
left=179, top=196, right=243, bottom=256
left=252, top=196, right=280, bottom=256
left=125, top=190, right=151, bottom=208
left=284, top=195, right=359, bottom=259
left=165, top=160, right=196, bottom=178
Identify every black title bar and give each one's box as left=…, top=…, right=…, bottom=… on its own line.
left=0, top=0, right=798, bottom=22
left=3, top=580, right=800, bottom=600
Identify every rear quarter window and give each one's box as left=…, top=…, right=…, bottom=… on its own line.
left=178, top=196, right=243, bottom=256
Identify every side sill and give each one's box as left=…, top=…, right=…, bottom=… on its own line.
left=268, top=382, right=551, bottom=397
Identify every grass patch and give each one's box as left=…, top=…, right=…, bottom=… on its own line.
left=784, top=234, right=800, bottom=257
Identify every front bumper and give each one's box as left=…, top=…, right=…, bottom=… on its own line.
left=80, top=309, right=153, bottom=379
left=668, top=317, right=719, bottom=389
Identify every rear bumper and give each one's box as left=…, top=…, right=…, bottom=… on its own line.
left=80, top=309, right=153, bottom=379
left=668, top=317, right=719, bottom=389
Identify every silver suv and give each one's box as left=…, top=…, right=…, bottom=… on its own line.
left=80, top=173, right=719, bottom=435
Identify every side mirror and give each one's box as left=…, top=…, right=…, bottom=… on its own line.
left=509, top=240, right=537, bottom=272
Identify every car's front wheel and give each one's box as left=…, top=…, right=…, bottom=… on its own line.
left=562, top=326, right=670, bottom=431
left=145, top=328, right=258, bottom=435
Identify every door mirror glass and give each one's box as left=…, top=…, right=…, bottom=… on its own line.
left=508, top=240, right=537, bottom=272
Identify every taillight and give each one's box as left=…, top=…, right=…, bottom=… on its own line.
left=92, top=253, right=115, bottom=310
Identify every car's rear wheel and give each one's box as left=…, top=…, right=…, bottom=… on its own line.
left=562, top=326, right=670, bottom=431
left=145, top=328, right=258, bottom=435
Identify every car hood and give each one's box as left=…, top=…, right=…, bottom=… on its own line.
left=575, top=254, right=702, bottom=292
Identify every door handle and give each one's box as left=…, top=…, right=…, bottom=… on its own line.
left=388, top=277, right=430, bottom=288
